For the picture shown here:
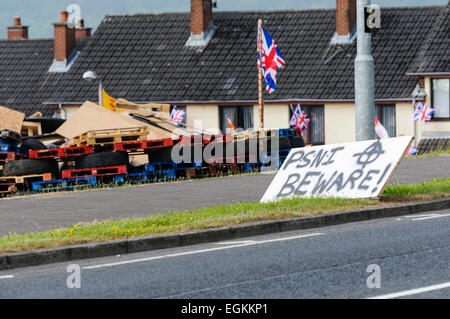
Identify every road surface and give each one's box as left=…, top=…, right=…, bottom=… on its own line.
left=0, top=156, right=448, bottom=236
left=0, top=207, right=448, bottom=299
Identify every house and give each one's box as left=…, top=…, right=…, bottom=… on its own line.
left=0, top=0, right=448, bottom=145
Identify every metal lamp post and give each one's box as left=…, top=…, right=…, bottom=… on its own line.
left=82, top=71, right=103, bottom=107
left=355, top=0, right=375, bottom=141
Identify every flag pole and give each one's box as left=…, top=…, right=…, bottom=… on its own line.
left=257, top=19, right=264, bottom=129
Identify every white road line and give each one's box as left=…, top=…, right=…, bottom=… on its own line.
left=412, top=214, right=450, bottom=221
left=83, top=233, right=323, bottom=270
left=0, top=275, right=14, bottom=280
left=403, top=213, right=450, bottom=221
left=368, top=281, right=450, bottom=299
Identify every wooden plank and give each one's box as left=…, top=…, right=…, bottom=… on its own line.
left=0, top=173, right=54, bottom=184
left=0, top=106, right=25, bottom=134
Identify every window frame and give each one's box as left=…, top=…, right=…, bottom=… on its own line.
left=289, top=104, right=325, bottom=146
left=375, top=103, right=396, bottom=137
left=219, top=105, right=254, bottom=133
left=431, top=78, right=450, bottom=121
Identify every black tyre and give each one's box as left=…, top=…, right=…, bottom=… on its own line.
left=75, top=151, right=129, bottom=169
left=21, top=139, right=47, bottom=151
left=289, top=135, right=305, bottom=148
left=2, top=159, right=59, bottom=177
left=147, top=147, right=174, bottom=163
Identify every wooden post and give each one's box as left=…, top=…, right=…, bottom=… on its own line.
left=257, top=19, right=264, bottom=129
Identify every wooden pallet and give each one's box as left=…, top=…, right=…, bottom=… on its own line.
left=72, top=127, right=149, bottom=146
left=0, top=173, right=54, bottom=184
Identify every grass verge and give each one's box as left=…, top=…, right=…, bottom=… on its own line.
left=0, top=178, right=449, bottom=254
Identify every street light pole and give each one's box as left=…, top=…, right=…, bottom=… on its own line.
left=82, top=70, right=103, bottom=107
left=355, top=0, right=375, bottom=141
left=98, top=79, right=103, bottom=108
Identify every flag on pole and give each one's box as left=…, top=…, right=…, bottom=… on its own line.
left=290, top=105, right=309, bottom=131
left=170, top=107, right=186, bottom=126
left=375, top=117, right=389, bottom=139
left=102, top=89, right=118, bottom=112
left=413, top=102, right=434, bottom=122
left=102, top=89, right=125, bottom=112
left=405, top=145, right=418, bottom=157
left=257, top=27, right=285, bottom=94
left=224, top=112, right=235, bottom=133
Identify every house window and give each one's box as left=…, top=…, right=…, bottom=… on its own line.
left=289, top=105, right=324, bottom=145
left=219, top=106, right=253, bottom=133
left=376, top=104, right=396, bottom=137
left=170, top=105, right=187, bottom=124
left=432, top=79, right=450, bottom=119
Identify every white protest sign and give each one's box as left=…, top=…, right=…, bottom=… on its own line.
left=261, top=136, right=413, bottom=203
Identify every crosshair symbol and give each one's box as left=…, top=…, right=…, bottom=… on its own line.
left=353, top=140, right=385, bottom=169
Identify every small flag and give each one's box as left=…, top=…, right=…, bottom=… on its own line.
left=224, top=112, right=235, bottom=132
left=405, top=145, right=418, bottom=157
left=290, top=105, right=309, bottom=131
left=413, top=102, right=434, bottom=122
left=102, top=89, right=125, bottom=112
left=375, top=117, right=389, bottom=139
left=102, top=89, right=117, bottom=111
left=257, top=27, right=285, bottom=94
left=170, top=107, right=186, bottom=126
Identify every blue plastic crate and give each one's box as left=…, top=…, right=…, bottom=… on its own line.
left=32, top=176, right=97, bottom=192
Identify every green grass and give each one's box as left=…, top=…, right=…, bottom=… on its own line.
left=413, top=149, right=450, bottom=158
left=0, top=178, right=449, bottom=254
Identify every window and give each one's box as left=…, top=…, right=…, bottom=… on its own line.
left=289, top=105, right=324, bottom=145
left=219, top=106, right=253, bottom=133
left=376, top=104, right=396, bottom=137
left=432, top=79, right=450, bottom=119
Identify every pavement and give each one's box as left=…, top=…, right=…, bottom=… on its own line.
left=0, top=156, right=448, bottom=236
left=1, top=207, right=448, bottom=299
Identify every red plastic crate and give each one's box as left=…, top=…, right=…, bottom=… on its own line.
left=29, top=146, right=93, bottom=159
left=114, top=138, right=175, bottom=152
left=0, top=152, right=26, bottom=164
left=61, top=165, right=127, bottom=179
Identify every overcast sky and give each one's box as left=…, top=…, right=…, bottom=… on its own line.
left=0, top=0, right=447, bottom=38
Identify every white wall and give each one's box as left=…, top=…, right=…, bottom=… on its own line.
left=324, top=103, right=355, bottom=144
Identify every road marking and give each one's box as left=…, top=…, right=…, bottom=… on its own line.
left=403, top=213, right=450, bottom=221
left=83, top=233, right=323, bottom=270
left=368, top=281, right=450, bottom=299
left=0, top=275, right=14, bottom=280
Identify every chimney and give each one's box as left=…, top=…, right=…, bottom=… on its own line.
left=75, top=18, right=92, bottom=39
left=186, top=0, right=215, bottom=47
left=336, top=0, right=357, bottom=36
left=49, top=11, right=79, bottom=72
left=7, top=17, right=29, bottom=40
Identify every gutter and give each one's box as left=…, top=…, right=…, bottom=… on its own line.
left=41, top=98, right=415, bottom=106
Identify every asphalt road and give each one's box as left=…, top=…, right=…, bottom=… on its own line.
left=0, top=156, right=448, bottom=236
left=0, top=208, right=449, bottom=299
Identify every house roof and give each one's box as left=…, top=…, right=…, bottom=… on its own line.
left=407, top=3, right=450, bottom=75
left=0, top=38, right=87, bottom=116
left=0, top=5, right=448, bottom=116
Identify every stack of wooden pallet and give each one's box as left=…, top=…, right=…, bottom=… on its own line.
left=71, top=127, right=150, bottom=147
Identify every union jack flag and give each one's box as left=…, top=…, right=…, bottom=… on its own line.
left=405, top=145, right=418, bottom=157
left=257, top=27, right=285, bottom=94
left=290, top=105, right=309, bottom=131
left=170, top=107, right=186, bottom=126
left=413, top=103, right=434, bottom=122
